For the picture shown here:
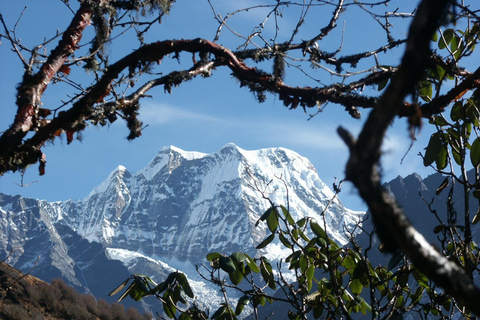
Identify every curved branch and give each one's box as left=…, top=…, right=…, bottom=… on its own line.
left=0, top=1, right=93, bottom=172
left=340, top=0, right=480, bottom=314
left=402, top=67, right=480, bottom=119
left=0, top=37, right=380, bottom=175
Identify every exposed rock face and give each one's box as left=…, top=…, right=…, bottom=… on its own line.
left=0, top=144, right=365, bottom=311
left=45, top=144, right=363, bottom=261
left=0, top=194, right=136, bottom=309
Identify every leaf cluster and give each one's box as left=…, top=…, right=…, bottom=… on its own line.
left=111, top=203, right=461, bottom=319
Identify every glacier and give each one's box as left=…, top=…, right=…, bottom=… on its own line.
left=0, top=143, right=365, bottom=315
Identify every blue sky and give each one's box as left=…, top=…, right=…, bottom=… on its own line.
left=0, top=0, right=432, bottom=210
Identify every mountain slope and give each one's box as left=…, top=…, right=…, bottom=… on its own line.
left=0, top=144, right=365, bottom=313
left=52, top=144, right=364, bottom=261
left=0, top=260, right=151, bottom=320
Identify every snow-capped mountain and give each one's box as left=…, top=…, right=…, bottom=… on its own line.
left=57, top=143, right=362, bottom=258
left=0, top=144, right=364, bottom=312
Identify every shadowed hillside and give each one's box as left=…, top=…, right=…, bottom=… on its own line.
left=0, top=261, right=152, bottom=320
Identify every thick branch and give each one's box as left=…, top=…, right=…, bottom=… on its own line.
left=340, top=0, right=480, bottom=314
left=402, top=67, right=480, bottom=119
left=0, top=1, right=93, bottom=170
left=0, top=37, right=380, bottom=175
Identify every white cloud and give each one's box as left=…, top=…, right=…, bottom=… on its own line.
left=140, top=102, right=228, bottom=125
left=258, top=121, right=356, bottom=152
left=139, top=101, right=430, bottom=182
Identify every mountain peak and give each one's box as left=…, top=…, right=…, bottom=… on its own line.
left=0, top=144, right=366, bottom=314
left=160, top=145, right=207, bottom=158
left=220, top=142, right=240, bottom=150
left=88, top=165, right=130, bottom=197
left=137, top=146, right=207, bottom=180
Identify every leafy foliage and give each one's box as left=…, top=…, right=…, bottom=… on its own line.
left=111, top=200, right=469, bottom=319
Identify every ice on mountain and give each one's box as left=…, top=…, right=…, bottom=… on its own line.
left=0, top=144, right=365, bottom=315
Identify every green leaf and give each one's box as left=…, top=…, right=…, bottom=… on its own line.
left=286, top=250, right=302, bottom=263
left=316, top=237, right=327, bottom=248
left=172, top=284, right=187, bottom=305
left=134, top=276, right=150, bottom=294
left=435, top=177, right=449, bottom=195
left=436, top=142, right=448, bottom=170
left=429, top=115, right=449, bottom=126
left=412, top=269, right=428, bottom=288
left=256, top=206, right=275, bottom=227
left=235, top=295, right=250, bottom=316
left=176, top=273, right=194, bottom=299
left=436, top=65, right=446, bottom=80
left=206, top=252, right=221, bottom=261
left=297, top=217, right=307, bottom=228
left=473, top=189, right=480, bottom=199
left=423, top=133, right=444, bottom=167
left=211, top=305, right=226, bottom=319
left=292, top=228, right=299, bottom=240
left=229, top=268, right=244, bottom=285
left=299, top=255, right=308, bottom=272
left=310, top=220, right=327, bottom=239
left=109, top=277, right=132, bottom=296
left=342, top=255, right=356, bottom=271
left=298, top=228, right=310, bottom=242
left=352, top=261, right=368, bottom=279
left=472, top=208, right=480, bottom=225
left=279, top=233, right=293, bottom=249
left=434, top=225, right=445, bottom=234
left=152, top=272, right=176, bottom=294
left=438, top=28, right=454, bottom=50
left=358, top=297, right=371, bottom=315
left=219, top=256, right=237, bottom=273
left=280, top=205, right=295, bottom=225
left=244, top=254, right=260, bottom=273
left=442, top=298, right=452, bottom=311
left=266, top=207, right=279, bottom=232
left=451, top=147, right=462, bottom=165
left=465, top=99, right=480, bottom=126
left=396, top=270, right=409, bottom=289
left=471, top=138, right=480, bottom=166
left=163, top=298, right=176, bottom=319
left=288, top=311, right=301, bottom=320
left=117, top=281, right=136, bottom=302
left=450, top=34, right=460, bottom=52
left=228, top=253, right=245, bottom=285
left=377, top=78, right=389, bottom=91
left=418, top=80, right=432, bottom=102
left=231, top=252, right=245, bottom=263
left=410, top=286, right=424, bottom=305
left=256, top=233, right=275, bottom=249
left=252, top=295, right=266, bottom=307
left=260, top=257, right=276, bottom=289
left=313, top=304, right=324, bottom=319
left=179, top=312, right=192, bottom=320
left=387, top=251, right=403, bottom=271
left=452, top=36, right=464, bottom=60
left=350, top=278, right=362, bottom=296
left=450, top=100, right=463, bottom=121
left=306, top=265, right=315, bottom=292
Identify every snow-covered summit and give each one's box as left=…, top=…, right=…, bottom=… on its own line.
left=57, top=144, right=364, bottom=260
left=87, top=165, right=130, bottom=197
left=0, top=144, right=366, bottom=314
left=137, top=146, right=207, bottom=180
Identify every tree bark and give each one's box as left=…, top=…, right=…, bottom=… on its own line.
left=0, top=2, right=93, bottom=173
left=340, top=0, right=480, bottom=314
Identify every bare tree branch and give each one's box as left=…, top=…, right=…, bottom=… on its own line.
left=339, top=0, right=480, bottom=314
